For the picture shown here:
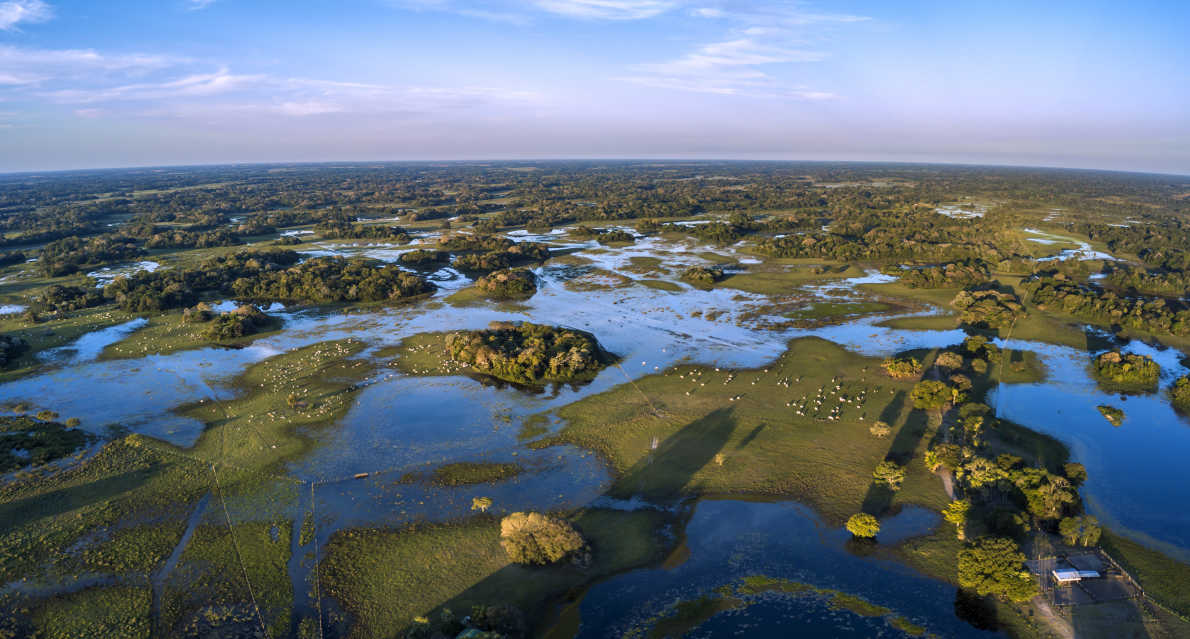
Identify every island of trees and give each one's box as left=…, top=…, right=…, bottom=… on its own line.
left=445, top=321, right=616, bottom=384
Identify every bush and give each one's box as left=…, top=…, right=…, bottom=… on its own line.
left=680, top=266, right=724, bottom=287
left=596, top=229, right=635, bottom=245
left=845, top=513, right=880, bottom=539
left=1171, top=375, right=1190, bottom=411
left=499, top=512, right=587, bottom=565
left=881, top=356, right=921, bottom=379
left=957, top=537, right=1038, bottom=602
left=203, top=305, right=277, bottom=341
left=868, top=421, right=891, bottom=437
left=475, top=268, right=537, bottom=299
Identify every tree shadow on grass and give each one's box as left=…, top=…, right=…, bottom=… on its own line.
left=609, top=407, right=738, bottom=503
left=860, top=390, right=930, bottom=516
left=0, top=467, right=155, bottom=536
left=378, top=408, right=741, bottom=637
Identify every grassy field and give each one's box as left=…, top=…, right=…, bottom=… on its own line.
left=319, top=508, right=671, bottom=638
left=99, top=310, right=285, bottom=360
left=534, top=336, right=950, bottom=523
left=717, top=262, right=860, bottom=296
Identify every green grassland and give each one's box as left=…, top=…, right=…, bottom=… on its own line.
left=319, top=508, right=671, bottom=638
left=99, top=309, right=285, bottom=360
left=717, top=261, right=861, bottom=296
left=534, top=336, right=949, bottom=522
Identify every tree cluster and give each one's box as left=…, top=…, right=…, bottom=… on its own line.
left=446, top=321, right=615, bottom=384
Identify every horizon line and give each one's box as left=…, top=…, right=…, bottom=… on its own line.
left=1, top=158, right=1188, bottom=180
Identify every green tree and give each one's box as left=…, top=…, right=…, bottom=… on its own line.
left=1063, top=462, right=1087, bottom=485
left=1058, top=515, right=1101, bottom=547
left=1171, top=375, right=1190, bottom=411
left=499, top=512, right=586, bottom=565
left=911, top=380, right=951, bottom=410
left=943, top=499, right=971, bottom=541
left=872, top=460, right=905, bottom=491
left=845, top=513, right=880, bottom=539
left=957, top=537, right=1038, bottom=602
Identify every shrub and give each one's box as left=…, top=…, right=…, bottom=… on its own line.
left=868, top=421, right=891, bottom=438
left=680, top=266, right=723, bottom=287
left=499, top=512, right=586, bottom=565
left=845, top=513, right=880, bottom=539
left=881, top=356, right=922, bottom=379
left=203, top=305, right=277, bottom=341
left=1171, top=375, right=1190, bottom=411
left=597, top=229, right=635, bottom=245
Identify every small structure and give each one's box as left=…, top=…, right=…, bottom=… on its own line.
left=1052, top=568, right=1100, bottom=584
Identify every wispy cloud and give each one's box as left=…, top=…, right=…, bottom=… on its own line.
left=0, top=45, right=181, bottom=78
left=0, top=43, right=541, bottom=121
left=623, top=2, right=868, bottom=98
left=532, top=0, right=675, bottom=20
left=187, top=0, right=218, bottom=9
left=393, top=0, right=675, bottom=23
left=621, top=38, right=830, bottom=98
left=690, top=2, right=869, bottom=27
left=0, top=0, right=52, bottom=30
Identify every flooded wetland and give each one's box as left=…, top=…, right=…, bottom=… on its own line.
left=1, top=163, right=1188, bottom=639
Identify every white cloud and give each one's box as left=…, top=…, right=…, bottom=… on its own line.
left=532, top=0, right=675, bottom=20
left=396, top=0, right=674, bottom=22
left=623, top=38, right=828, bottom=98
left=187, top=0, right=217, bottom=9
left=0, top=45, right=181, bottom=81
left=0, top=0, right=52, bottom=31
left=689, top=2, right=869, bottom=27
left=621, top=2, right=868, bottom=99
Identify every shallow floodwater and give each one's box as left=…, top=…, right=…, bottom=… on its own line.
left=574, top=499, right=998, bottom=638
left=3, top=229, right=1190, bottom=609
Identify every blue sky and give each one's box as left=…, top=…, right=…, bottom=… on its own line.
left=0, top=0, right=1187, bottom=173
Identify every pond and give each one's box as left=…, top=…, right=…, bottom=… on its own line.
left=572, top=499, right=999, bottom=638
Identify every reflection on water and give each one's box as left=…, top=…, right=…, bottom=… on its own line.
left=2, top=231, right=1189, bottom=563
left=574, top=499, right=999, bottom=638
